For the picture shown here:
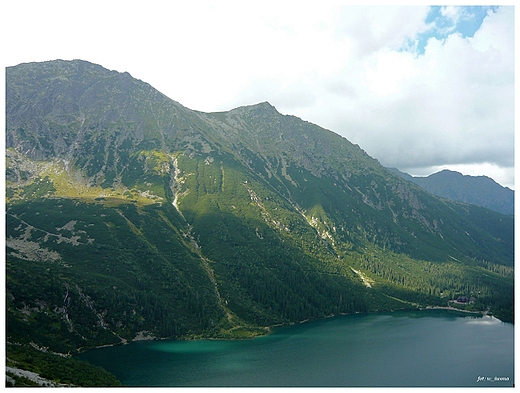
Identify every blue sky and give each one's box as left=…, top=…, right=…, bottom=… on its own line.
left=2, top=3, right=515, bottom=189
left=413, top=6, right=500, bottom=54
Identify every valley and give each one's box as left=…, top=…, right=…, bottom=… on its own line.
left=5, top=59, right=514, bottom=386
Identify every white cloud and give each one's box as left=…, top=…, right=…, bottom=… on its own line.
left=2, top=2, right=515, bottom=189
left=406, top=163, right=515, bottom=191
left=440, top=6, right=461, bottom=27
left=278, top=6, right=514, bottom=188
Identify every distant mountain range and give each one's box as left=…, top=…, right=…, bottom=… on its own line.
left=388, top=168, right=514, bottom=215
left=5, top=60, right=514, bottom=386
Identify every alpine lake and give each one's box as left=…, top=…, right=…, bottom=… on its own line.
left=77, top=309, right=514, bottom=387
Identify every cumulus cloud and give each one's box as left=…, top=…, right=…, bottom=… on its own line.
left=263, top=6, right=514, bottom=188
left=2, top=3, right=514, bottom=188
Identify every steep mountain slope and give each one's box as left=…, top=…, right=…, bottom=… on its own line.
left=5, top=60, right=513, bottom=385
left=389, top=168, right=514, bottom=215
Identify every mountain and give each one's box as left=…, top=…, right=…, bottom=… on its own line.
left=5, top=60, right=514, bottom=386
left=388, top=168, right=514, bottom=215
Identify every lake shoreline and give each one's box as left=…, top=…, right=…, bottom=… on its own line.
left=77, top=304, right=497, bottom=354
left=76, top=308, right=514, bottom=388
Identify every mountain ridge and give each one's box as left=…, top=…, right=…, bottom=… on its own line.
left=5, top=59, right=514, bottom=386
left=388, top=167, right=514, bottom=215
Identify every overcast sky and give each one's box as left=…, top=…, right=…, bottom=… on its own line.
left=2, top=2, right=515, bottom=189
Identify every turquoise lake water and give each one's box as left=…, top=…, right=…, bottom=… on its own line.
left=77, top=310, right=514, bottom=387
